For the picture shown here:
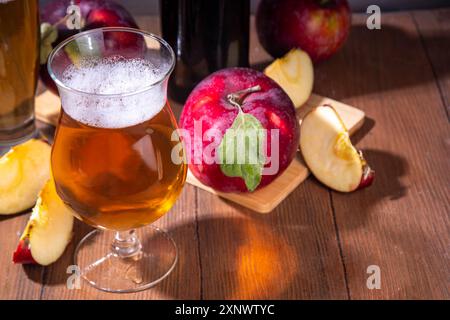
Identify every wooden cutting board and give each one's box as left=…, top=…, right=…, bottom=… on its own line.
left=35, top=91, right=365, bottom=213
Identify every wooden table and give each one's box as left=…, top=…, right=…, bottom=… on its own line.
left=1, top=10, right=449, bottom=300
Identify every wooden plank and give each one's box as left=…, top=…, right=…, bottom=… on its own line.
left=318, top=12, right=450, bottom=299
left=197, top=179, right=348, bottom=299
left=0, top=213, right=44, bottom=299
left=413, top=9, right=450, bottom=117
left=187, top=95, right=365, bottom=213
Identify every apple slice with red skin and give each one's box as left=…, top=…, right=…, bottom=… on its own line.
left=13, top=179, right=74, bottom=266
left=300, top=105, right=374, bottom=192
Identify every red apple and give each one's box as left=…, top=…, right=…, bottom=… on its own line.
left=39, top=0, right=139, bottom=93
left=179, top=68, right=299, bottom=193
left=256, top=0, right=351, bottom=63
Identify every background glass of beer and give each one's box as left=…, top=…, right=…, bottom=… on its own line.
left=48, top=27, right=186, bottom=293
left=0, top=0, right=39, bottom=145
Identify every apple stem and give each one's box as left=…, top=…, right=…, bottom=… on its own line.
left=52, top=6, right=83, bottom=30
left=227, top=85, right=261, bottom=111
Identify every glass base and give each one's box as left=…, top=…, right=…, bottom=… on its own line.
left=0, top=119, right=37, bottom=147
left=74, top=225, right=178, bottom=293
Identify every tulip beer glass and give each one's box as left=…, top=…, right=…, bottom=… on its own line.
left=48, top=28, right=186, bottom=292
left=0, top=0, right=39, bottom=145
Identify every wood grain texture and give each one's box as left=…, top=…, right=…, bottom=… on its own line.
left=196, top=179, right=348, bottom=299
left=0, top=213, right=43, bottom=299
left=313, top=12, right=450, bottom=299
left=412, top=9, right=450, bottom=118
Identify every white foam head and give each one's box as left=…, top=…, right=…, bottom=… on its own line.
left=60, top=57, right=167, bottom=128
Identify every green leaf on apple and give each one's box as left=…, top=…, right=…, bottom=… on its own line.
left=218, top=110, right=266, bottom=192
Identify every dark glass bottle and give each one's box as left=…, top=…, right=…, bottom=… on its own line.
left=160, top=0, right=250, bottom=102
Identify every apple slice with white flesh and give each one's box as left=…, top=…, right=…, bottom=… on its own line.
left=13, top=179, right=74, bottom=265
left=300, top=105, right=374, bottom=192
left=264, top=48, right=314, bottom=108
left=0, top=139, right=51, bottom=215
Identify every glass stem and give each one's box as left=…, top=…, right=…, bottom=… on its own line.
left=111, top=229, right=142, bottom=258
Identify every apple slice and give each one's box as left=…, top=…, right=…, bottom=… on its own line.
left=264, top=48, right=314, bottom=108
left=13, top=179, right=74, bottom=265
left=300, top=105, right=374, bottom=192
left=0, top=139, right=51, bottom=214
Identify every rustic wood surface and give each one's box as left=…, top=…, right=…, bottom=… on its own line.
left=1, top=10, right=449, bottom=299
